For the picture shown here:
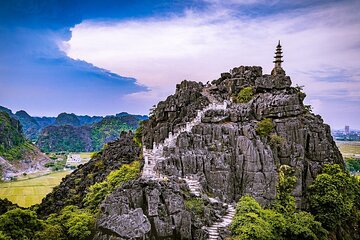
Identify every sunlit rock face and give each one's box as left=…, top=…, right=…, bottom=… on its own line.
left=143, top=66, right=343, bottom=207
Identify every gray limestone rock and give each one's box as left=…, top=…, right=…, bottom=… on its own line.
left=94, top=178, right=209, bottom=240
left=144, top=65, right=343, bottom=208
left=96, top=208, right=151, bottom=239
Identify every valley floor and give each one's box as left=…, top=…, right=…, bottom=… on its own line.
left=336, top=141, right=360, bottom=158
left=0, top=170, right=70, bottom=207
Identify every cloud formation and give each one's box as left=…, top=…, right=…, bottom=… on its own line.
left=65, top=0, right=360, bottom=128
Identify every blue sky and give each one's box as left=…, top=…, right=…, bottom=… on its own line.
left=0, top=0, right=359, bottom=129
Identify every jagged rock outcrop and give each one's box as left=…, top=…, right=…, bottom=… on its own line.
left=94, top=178, right=224, bottom=240
left=37, top=131, right=141, bottom=216
left=143, top=66, right=343, bottom=207
left=143, top=81, right=209, bottom=148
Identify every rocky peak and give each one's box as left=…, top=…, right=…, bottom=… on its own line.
left=143, top=65, right=343, bottom=207
left=55, top=112, right=81, bottom=126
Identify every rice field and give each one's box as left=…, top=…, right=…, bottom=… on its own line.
left=0, top=171, right=70, bottom=207
left=336, top=141, right=360, bottom=158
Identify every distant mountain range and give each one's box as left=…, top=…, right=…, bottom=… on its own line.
left=0, top=106, right=148, bottom=152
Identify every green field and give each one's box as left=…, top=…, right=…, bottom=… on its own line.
left=336, top=141, right=360, bottom=158
left=0, top=171, right=70, bottom=207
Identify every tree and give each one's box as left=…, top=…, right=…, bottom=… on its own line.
left=0, top=208, right=43, bottom=240
left=308, top=164, right=360, bottom=234
left=274, top=165, right=297, bottom=214
left=230, top=196, right=283, bottom=240
left=34, top=224, right=64, bottom=240
left=45, top=205, right=94, bottom=240
left=230, top=195, right=328, bottom=240
left=284, top=211, right=328, bottom=240
left=83, top=161, right=140, bottom=212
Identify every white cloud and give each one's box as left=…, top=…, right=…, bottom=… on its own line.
left=64, top=1, right=360, bottom=127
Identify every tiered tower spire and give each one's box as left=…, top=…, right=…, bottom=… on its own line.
left=271, top=40, right=285, bottom=76
left=274, top=40, right=283, bottom=68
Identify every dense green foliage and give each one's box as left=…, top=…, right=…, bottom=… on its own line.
left=44, top=159, right=66, bottom=171
left=0, top=208, right=43, bottom=240
left=14, top=111, right=40, bottom=141
left=236, top=86, right=254, bottom=103
left=0, top=112, right=36, bottom=161
left=345, top=157, right=360, bottom=172
left=274, top=165, right=297, bottom=213
left=83, top=161, right=140, bottom=212
left=37, top=116, right=139, bottom=152
left=41, top=205, right=95, bottom=240
left=308, top=164, right=360, bottom=237
left=230, top=164, right=328, bottom=240
left=133, top=121, right=145, bottom=146
left=230, top=164, right=360, bottom=240
left=230, top=196, right=327, bottom=240
left=185, top=198, right=205, bottom=217
left=0, top=206, right=94, bottom=240
left=36, top=125, right=92, bottom=153
left=91, top=117, right=136, bottom=150
left=256, top=118, right=274, bottom=137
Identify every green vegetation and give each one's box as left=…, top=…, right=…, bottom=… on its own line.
left=236, top=86, right=254, bottom=103
left=0, top=206, right=94, bottom=240
left=44, top=159, right=66, bottom=171
left=304, top=105, right=313, bottom=113
left=0, top=112, right=36, bottom=161
left=0, top=171, right=69, bottom=207
left=0, top=208, right=43, bottom=240
left=185, top=198, right=205, bottom=217
left=36, top=125, right=91, bottom=153
left=230, top=164, right=360, bottom=240
left=37, top=116, right=138, bottom=152
left=256, top=118, right=274, bottom=137
left=229, top=165, right=328, bottom=240
left=55, top=113, right=80, bottom=126
left=40, top=205, right=94, bottom=240
left=345, top=157, right=360, bottom=172
left=274, top=165, right=297, bottom=214
left=270, top=134, right=286, bottom=147
left=229, top=196, right=327, bottom=240
left=133, top=121, right=145, bottom=146
left=91, top=117, right=136, bottom=150
left=308, top=164, right=360, bottom=237
left=83, top=161, right=140, bottom=212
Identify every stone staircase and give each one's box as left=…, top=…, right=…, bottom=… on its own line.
left=207, top=204, right=236, bottom=240
left=183, top=176, right=202, bottom=197
left=141, top=88, right=235, bottom=239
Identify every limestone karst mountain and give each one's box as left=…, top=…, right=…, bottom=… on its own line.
left=37, top=45, right=344, bottom=239
left=92, top=65, right=343, bottom=238
left=142, top=65, right=343, bottom=208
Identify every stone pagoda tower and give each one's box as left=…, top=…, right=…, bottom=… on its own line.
left=271, top=40, right=286, bottom=76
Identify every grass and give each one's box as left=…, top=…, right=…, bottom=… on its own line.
left=0, top=171, right=70, bottom=207
left=336, top=141, right=360, bottom=158
left=79, top=152, right=94, bottom=159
